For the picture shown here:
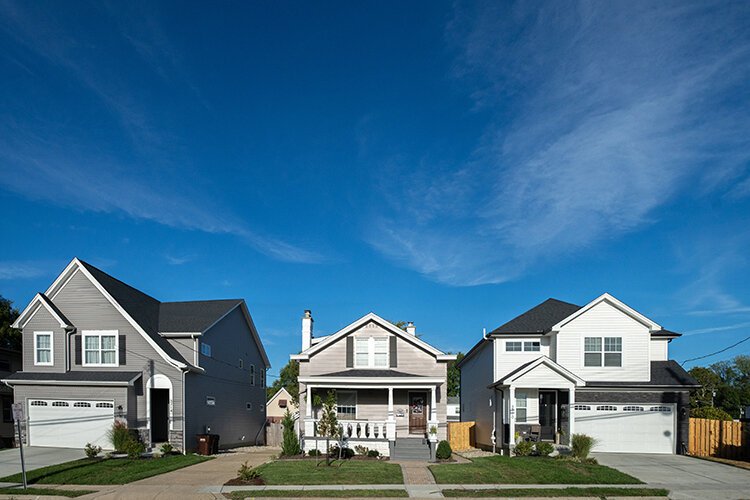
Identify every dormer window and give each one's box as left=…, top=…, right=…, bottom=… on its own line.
left=354, top=337, right=388, bottom=368
left=584, top=336, right=622, bottom=367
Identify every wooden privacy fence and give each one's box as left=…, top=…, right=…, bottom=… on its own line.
left=689, top=418, right=749, bottom=459
left=448, top=421, right=476, bottom=451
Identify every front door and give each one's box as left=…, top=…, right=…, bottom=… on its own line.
left=409, top=393, right=427, bottom=434
left=539, top=391, right=556, bottom=441
left=150, top=388, right=170, bottom=443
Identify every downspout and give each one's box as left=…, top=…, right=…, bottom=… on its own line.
left=64, top=327, right=76, bottom=372
left=181, top=368, right=187, bottom=454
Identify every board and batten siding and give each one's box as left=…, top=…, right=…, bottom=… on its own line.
left=50, top=269, right=184, bottom=431
left=554, top=301, right=650, bottom=382
left=22, top=306, right=66, bottom=373
left=459, top=340, right=495, bottom=449
left=184, top=306, right=267, bottom=449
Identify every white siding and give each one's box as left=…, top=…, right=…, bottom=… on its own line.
left=460, top=340, right=495, bottom=449
left=650, top=338, right=669, bottom=361
left=512, top=363, right=575, bottom=389
left=494, top=336, right=549, bottom=380
left=555, top=301, right=650, bottom=382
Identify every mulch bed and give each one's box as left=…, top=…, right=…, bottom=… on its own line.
left=225, top=477, right=266, bottom=486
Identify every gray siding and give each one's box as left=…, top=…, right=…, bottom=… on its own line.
left=459, top=341, right=495, bottom=449
left=22, top=305, right=66, bottom=373
left=50, top=269, right=184, bottom=432
left=184, top=307, right=267, bottom=450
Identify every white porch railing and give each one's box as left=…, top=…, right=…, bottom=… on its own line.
left=308, top=419, right=391, bottom=440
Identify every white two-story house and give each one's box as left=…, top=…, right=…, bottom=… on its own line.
left=291, top=311, right=456, bottom=460
left=459, top=294, right=699, bottom=455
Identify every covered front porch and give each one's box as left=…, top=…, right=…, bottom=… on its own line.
left=489, top=357, right=586, bottom=453
left=298, top=374, right=446, bottom=458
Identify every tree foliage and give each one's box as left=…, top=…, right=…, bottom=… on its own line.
left=316, top=390, right=341, bottom=465
left=280, top=409, right=301, bottom=456
left=688, top=355, right=750, bottom=418
left=0, top=295, right=21, bottom=351
left=266, top=359, right=299, bottom=403
left=447, top=352, right=464, bottom=397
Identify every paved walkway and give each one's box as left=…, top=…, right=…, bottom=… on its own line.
left=396, top=460, right=442, bottom=498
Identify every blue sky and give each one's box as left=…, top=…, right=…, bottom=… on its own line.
left=1, top=0, right=750, bottom=376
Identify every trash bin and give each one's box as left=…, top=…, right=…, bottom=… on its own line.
left=196, top=434, right=220, bottom=455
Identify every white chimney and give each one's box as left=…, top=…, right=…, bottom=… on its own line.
left=406, top=321, right=416, bottom=336
left=302, top=310, right=314, bottom=351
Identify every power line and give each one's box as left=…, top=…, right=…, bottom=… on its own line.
left=680, top=334, right=750, bottom=366
left=167, top=338, right=281, bottom=379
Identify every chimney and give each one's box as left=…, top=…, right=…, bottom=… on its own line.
left=302, top=310, right=314, bottom=351
left=406, top=321, right=416, bottom=336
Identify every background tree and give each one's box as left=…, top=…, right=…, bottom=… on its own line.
left=447, top=352, right=464, bottom=397
left=688, top=366, right=722, bottom=408
left=0, top=295, right=21, bottom=351
left=688, top=355, right=750, bottom=418
left=266, top=360, right=299, bottom=403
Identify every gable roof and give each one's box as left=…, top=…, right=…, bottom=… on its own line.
left=491, top=356, right=586, bottom=387
left=552, top=293, right=662, bottom=331
left=12, top=292, right=73, bottom=330
left=159, top=299, right=243, bottom=333
left=266, top=386, right=295, bottom=406
left=490, top=298, right=582, bottom=335
left=290, top=312, right=455, bottom=362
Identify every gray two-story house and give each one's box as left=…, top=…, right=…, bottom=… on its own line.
left=3, top=258, right=270, bottom=452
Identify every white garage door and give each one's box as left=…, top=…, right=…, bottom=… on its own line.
left=28, top=399, right=114, bottom=449
left=573, top=403, right=675, bottom=454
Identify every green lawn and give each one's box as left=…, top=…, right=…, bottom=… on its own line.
left=0, top=487, right=95, bottom=497
left=442, top=487, right=668, bottom=497
left=228, top=489, right=408, bottom=498
left=0, top=454, right=211, bottom=485
left=429, top=456, right=641, bottom=484
left=252, top=459, right=404, bottom=485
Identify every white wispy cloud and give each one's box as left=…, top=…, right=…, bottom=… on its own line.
left=0, top=261, right=48, bottom=280
left=164, top=254, right=196, bottom=266
left=369, top=1, right=750, bottom=285
left=684, top=322, right=750, bottom=336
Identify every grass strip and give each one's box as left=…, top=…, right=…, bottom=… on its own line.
left=228, top=489, right=409, bottom=498
left=0, top=486, right=95, bottom=497
left=442, top=487, right=669, bottom=497
left=251, top=459, right=403, bottom=485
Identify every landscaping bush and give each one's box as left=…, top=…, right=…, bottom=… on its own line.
left=123, top=438, right=146, bottom=459
left=159, top=442, right=174, bottom=455
left=84, top=443, right=102, bottom=459
left=367, top=449, right=380, bottom=458
left=328, top=445, right=354, bottom=459
left=107, top=421, right=132, bottom=452
left=536, top=442, right=554, bottom=457
left=436, top=440, right=452, bottom=459
left=308, top=449, right=322, bottom=456
left=354, top=445, right=369, bottom=455
left=691, top=406, right=733, bottom=421
left=280, top=410, right=301, bottom=456
left=513, top=440, right=533, bottom=456
left=571, top=434, right=596, bottom=459
left=238, top=461, right=261, bottom=481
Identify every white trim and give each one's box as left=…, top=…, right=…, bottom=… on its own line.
left=12, top=293, right=71, bottom=329
left=2, top=377, right=139, bottom=387
left=266, top=387, right=294, bottom=408
left=81, top=330, right=119, bottom=367
left=551, top=293, right=662, bottom=332
left=497, top=356, right=586, bottom=387
left=353, top=336, right=390, bottom=369
left=582, top=335, right=622, bottom=368
left=146, top=374, right=174, bottom=437
left=293, top=313, right=455, bottom=361
left=33, top=331, right=54, bottom=366
left=159, top=332, right=202, bottom=337
left=46, top=259, right=187, bottom=370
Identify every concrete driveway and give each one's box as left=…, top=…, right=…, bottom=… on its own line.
left=595, top=453, right=750, bottom=500
left=0, top=446, right=84, bottom=479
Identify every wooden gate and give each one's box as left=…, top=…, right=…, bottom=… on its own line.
left=265, top=420, right=284, bottom=447
left=689, top=418, right=749, bottom=459
left=447, top=421, right=475, bottom=451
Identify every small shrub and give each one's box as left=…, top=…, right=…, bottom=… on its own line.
left=536, top=442, right=554, bottom=457
left=353, top=445, right=369, bottom=455
left=281, top=410, right=301, bottom=456
left=513, top=440, right=533, bottom=456
left=308, top=449, right=322, bottom=456
left=571, top=434, right=596, bottom=459
left=123, top=438, right=145, bottom=459
left=159, top=442, right=174, bottom=455
left=328, top=445, right=354, bottom=459
left=238, top=461, right=261, bottom=481
left=84, top=443, right=102, bottom=459
left=691, top=406, right=733, bottom=421
left=367, top=449, right=380, bottom=458
left=108, top=421, right=132, bottom=453
left=436, top=440, right=452, bottom=459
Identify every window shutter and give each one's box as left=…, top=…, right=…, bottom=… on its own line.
left=119, top=335, right=126, bottom=365
left=346, top=337, right=353, bottom=368
left=389, top=336, right=397, bottom=367
left=74, top=335, right=82, bottom=365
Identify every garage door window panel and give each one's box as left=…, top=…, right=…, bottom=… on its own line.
left=83, top=331, right=118, bottom=366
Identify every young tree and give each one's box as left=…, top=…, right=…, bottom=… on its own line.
left=0, top=295, right=21, bottom=351
left=266, top=360, right=299, bottom=403
left=447, top=352, right=464, bottom=397
left=280, top=409, right=301, bottom=456
left=315, top=390, right=340, bottom=466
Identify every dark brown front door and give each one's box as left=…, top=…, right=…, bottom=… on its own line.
left=409, top=393, right=427, bottom=434
left=539, top=391, right=556, bottom=441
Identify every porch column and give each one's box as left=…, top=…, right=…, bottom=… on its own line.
left=304, top=385, right=315, bottom=439
left=568, top=387, right=575, bottom=446
left=386, top=387, right=396, bottom=443
left=430, top=386, right=437, bottom=422
left=388, top=387, right=394, bottom=418
left=508, top=385, right=516, bottom=453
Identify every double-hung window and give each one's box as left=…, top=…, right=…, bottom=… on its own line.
left=515, top=392, right=527, bottom=422
left=354, top=337, right=389, bottom=368
left=34, top=332, right=53, bottom=366
left=82, top=331, right=118, bottom=366
left=336, top=391, right=356, bottom=419
left=584, top=337, right=622, bottom=367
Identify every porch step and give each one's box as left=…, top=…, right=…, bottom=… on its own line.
left=392, top=438, right=430, bottom=460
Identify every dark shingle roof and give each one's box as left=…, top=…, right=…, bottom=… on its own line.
left=159, top=300, right=242, bottom=333
left=319, top=369, right=427, bottom=378
left=651, top=329, right=682, bottom=337
left=39, top=293, right=72, bottom=326
left=490, top=298, right=582, bottom=335
left=586, top=361, right=699, bottom=388
left=4, top=371, right=141, bottom=384
left=77, top=260, right=245, bottom=366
